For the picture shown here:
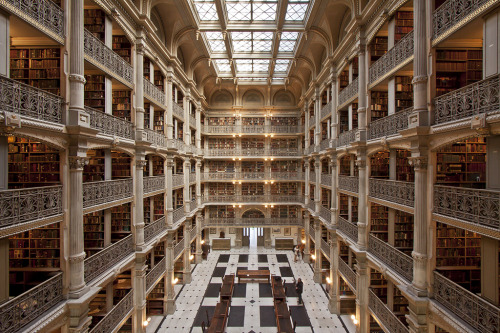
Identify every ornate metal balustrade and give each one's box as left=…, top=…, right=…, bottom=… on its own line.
left=204, top=217, right=303, bottom=226
left=172, top=102, right=184, bottom=119
left=90, top=290, right=133, bottom=333
left=206, top=195, right=303, bottom=203
left=309, top=115, right=315, bottom=127
left=271, top=172, right=304, bottom=180
left=144, top=176, right=165, bottom=195
left=143, top=128, right=165, bottom=147
left=310, top=171, right=316, bottom=183
left=167, top=139, right=184, bottom=151
left=174, top=239, right=184, bottom=259
left=320, top=206, right=331, bottom=223
left=338, top=259, right=357, bottom=292
left=309, top=224, right=316, bottom=240
left=321, top=174, right=332, bottom=187
left=338, top=217, right=358, bottom=243
left=369, top=289, right=409, bottom=333
left=270, top=125, right=303, bottom=133
left=0, top=0, right=64, bottom=42
left=173, top=206, right=185, bottom=224
left=304, top=145, right=315, bottom=155
left=433, top=271, right=499, bottom=333
left=172, top=174, right=184, bottom=188
left=190, top=115, right=196, bottom=128
left=205, top=149, right=238, bottom=156
left=206, top=172, right=236, bottom=180
left=432, top=0, right=495, bottom=42
left=307, top=200, right=316, bottom=212
left=321, top=238, right=330, bottom=259
left=339, top=175, right=359, bottom=193
left=204, top=125, right=236, bottom=133
left=189, top=173, right=196, bottom=184
left=338, top=129, right=356, bottom=147
left=0, top=185, right=63, bottom=229
left=146, top=257, right=166, bottom=294
left=434, top=185, right=500, bottom=230
left=319, top=139, right=330, bottom=151
left=144, top=217, right=166, bottom=244
left=83, top=179, right=133, bottom=209
left=369, top=30, right=414, bottom=86
left=0, top=272, right=63, bottom=333
left=242, top=125, right=265, bottom=133
left=84, top=235, right=134, bottom=283
left=86, top=106, right=135, bottom=140
left=368, top=234, right=413, bottom=282
left=369, top=179, right=414, bottom=208
left=338, top=77, right=359, bottom=107
left=143, top=77, right=165, bottom=106
left=190, top=226, right=197, bottom=242
left=0, top=75, right=64, bottom=124
left=368, top=107, right=413, bottom=140
left=241, top=172, right=266, bottom=179
left=190, top=199, right=198, bottom=212
left=321, top=101, right=333, bottom=119
left=240, top=148, right=266, bottom=156
left=434, top=73, right=500, bottom=125
left=269, top=148, right=300, bottom=156
left=84, top=29, right=133, bottom=86
left=204, top=194, right=236, bottom=203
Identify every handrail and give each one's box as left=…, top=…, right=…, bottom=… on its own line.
left=369, top=178, right=415, bottom=208
left=143, top=175, right=166, bottom=194
left=338, top=259, right=357, bottom=292
left=143, top=77, right=165, bottom=106
left=86, top=106, right=135, bottom=140
left=369, top=289, right=409, bottom=333
left=144, top=216, right=167, bottom=244
left=146, top=257, right=166, bottom=293
left=90, top=290, right=133, bottom=333
left=83, top=179, right=133, bottom=209
left=368, top=107, right=413, bottom=140
left=338, top=217, right=358, bottom=243
left=368, top=234, right=413, bottom=282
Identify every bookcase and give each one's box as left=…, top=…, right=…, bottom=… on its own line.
left=154, top=70, right=164, bottom=90
left=112, top=151, right=131, bottom=179
left=435, top=49, right=483, bottom=96
left=113, top=271, right=132, bottom=304
left=174, top=259, right=184, bottom=284
left=242, top=161, right=264, bottom=173
left=144, top=103, right=151, bottom=129
left=370, top=151, right=390, bottom=179
left=370, top=36, right=388, bottom=62
left=174, top=190, right=184, bottom=208
left=321, top=188, right=330, bottom=208
left=242, top=138, right=264, bottom=150
left=154, top=110, right=165, bottom=133
left=84, top=149, right=105, bottom=182
left=242, top=183, right=264, bottom=195
left=395, top=210, right=413, bottom=255
left=147, top=279, right=165, bottom=315
left=370, top=316, right=384, bottom=333
left=370, top=91, right=388, bottom=121
left=111, top=203, right=131, bottom=242
left=270, top=117, right=298, bottom=126
left=395, top=76, right=413, bottom=112
left=84, top=9, right=105, bottom=42
left=351, top=103, right=358, bottom=129
left=208, top=138, right=236, bottom=149
left=208, top=161, right=235, bottom=173
left=84, top=211, right=105, bottom=257
left=370, top=269, right=387, bottom=302
left=208, top=206, right=235, bottom=218
left=395, top=10, right=413, bottom=42
left=10, top=47, right=61, bottom=95
left=351, top=57, right=359, bottom=80
left=208, top=183, right=235, bottom=195
left=153, top=195, right=165, bottom=220
left=271, top=183, right=298, bottom=195
left=352, top=197, right=358, bottom=222
left=144, top=198, right=151, bottom=224
left=89, top=290, right=107, bottom=328
left=207, top=117, right=236, bottom=126
left=144, top=57, right=151, bottom=80
left=84, top=75, right=105, bottom=112
left=435, top=222, right=481, bottom=293
left=339, top=194, right=349, bottom=220
left=339, top=155, right=352, bottom=176
left=339, top=69, right=349, bottom=90
left=112, top=36, right=132, bottom=63
left=370, top=204, right=388, bottom=242
left=8, top=137, right=60, bottom=189
left=118, top=318, right=132, bottom=333
left=112, top=90, right=132, bottom=121
left=174, top=159, right=183, bottom=174
left=270, top=138, right=298, bottom=149
left=154, top=242, right=165, bottom=262
left=242, top=117, right=265, bottom=126
left=151, top=155, right=165, bottom=175
left=436, top=137, right=486, bottom=188
left=270, top=206, right=298, bottom=218
left=393, top=286, right=409, bottom=325
left=340, top=242, right=349, bottom=264
left=396, top=150, right=414, bottom=182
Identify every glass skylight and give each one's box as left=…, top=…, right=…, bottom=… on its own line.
left=235, top=59, right=270, bottom=73
left=278, top=32, right=299, bottom=53
left=225, top=0, right=278, bottom=21
left=285, top=0, right=310, bottom=21
left=193, top=0, right=219, bottom=21
left=231, top=32, right=274, bottom=52
left=274, top=59, right=291, bottom=73
left=214, top=59, right=232, bottom=73
left=205, top=32, right=226, bottom=52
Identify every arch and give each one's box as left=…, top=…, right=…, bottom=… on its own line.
left=12, top=130, right=67, bottom=151
left=242, top=89, right=265, bottom=107
left=430, top=131, right=484, bottom=152
left=273, top=89, right=295, bottom=106
left=211, top=89, right=234, bottom=107
left=242, top=209, right=265, bottom=219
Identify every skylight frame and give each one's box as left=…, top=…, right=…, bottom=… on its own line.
left=225, top=0, right=278, bottom=22
left=192, top=0, right=219, bottom=21
left=231, top=31, right=274, bottom=53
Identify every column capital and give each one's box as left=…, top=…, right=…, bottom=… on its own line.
left=329, top=158, right=337, bottom=168
left=412, top=75, right=428, bottom=85
left=136, top=159, right=147, bottom=169
left=408, top=156, right=428, bottom=170
left=355, top=159, right=366, bottom=169
left=69, top=156, right=89, bottom=170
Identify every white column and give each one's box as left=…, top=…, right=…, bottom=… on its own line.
left=132, top=254, right=147, bottom=333
left=355, top=255, right=369, bottom=333
left=183, top=160, right=190, bottom=212
left=164, top=236, right=176, bottom=314
left=166, top=157, right=174, bottom=227
left=356, top=154, right=368, bottom=250
left=303, top=212, right=311, bottom=263
left=166, top=73, right=174, bottom=140
left=313, top=220, right=322, bottom=283
left=183, top=222, right=192, bottom=283
left=357, top=43, right=367, bottom=132
left=195, top=213, right=203, bottom=263
left=305, top=158, right=310, bottom=205
left=330, top=156, right=338, bottom=226
left=195, top=160, right=202, bottom=206
left=196, top=108, right=202, bottom=149
left=135, top=38, right=145, bottom=134
left=314, top=156, right=321, bottom=212
left=328, top=232, right=340, bottom=314
left=304, top=104, right=310, bottom=148
left=135, top=157, right=146, bottom=247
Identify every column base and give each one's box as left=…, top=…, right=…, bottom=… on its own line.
left=195, top=253, right=203, bottom=264
left=133, top=304, right=146, bottom=333
left=264, top=240, right=272, bottom=249
left=235, top=240, right=242, bottom=249
left=164, top=298, right=176, bottom=315
left=183, top=271, right=192, bottom=284
left=328, top=297, right=340, bottom=314
left=303, top=254, right=310, bottom=263
left=313, top=270, right=322, bottom=283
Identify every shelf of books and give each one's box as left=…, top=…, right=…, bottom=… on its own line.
left=339, top=69, right=349, bottom=90
left=10, top=47, right=61, bottom=95
left=153, top=194, right=165, bottom=220
left=111, top=203, right=131, bottom=243
left=154, top=70, right=164, bottom=91
left=242, top=117, right=265, bottom=126
left=154, top=110, right=165, bottom=133
left=339, top=278, right=356, bottom=314
left=370, top=91, right=388, bottom=121
left=144, top=57, right=151, bottom=80
left=395, top=210, right=413, bottom=255
left=207, top=117, right=236, bottom=126
left=395, top=76, right=413, bottom=112
left=208, top=138, right=236, bottom=149
left=208, top=206, right=235, bottom=218
left=84, top=211, right=105, bottom=258
left=112, top=36, right=132, bottom=63
left=370, top=151, right=390, bottom=179
left=370, top=269, right=388, bottom=302
left=435, top=222, right=481, bottom=293
left=339, top=109, right=349, bottom=134
left=174, top=258, right=184, bottom=284
left=112, top=90, right=132, bottom=121
left=321, top=188, right=330, bottom=208
left=112, top=150, right=131, bottom=179
left=144, top=103, right=151, bottom=129
left=370, top=36, right=388, bottom=63
left=271, top=183, right=298, bottom=195
left=144, top=197, right=151, bottom=224
left=84, top=74, right=105, bottom=112
left=351, top=57, right=359, bottom=80
left=113, top=271, right=132, bottom=304
left=396, top=149, right=414, bottom=182
left=393, top=286, right=409, bottom=326
left=152, top=155, right=165, bottom=175
left=352, top=197, right=358, bottom=222
left=9, top=223, right=61, bottom=295
left=339, top=155, right=352, bottom=176
left=242, top=183, right=264, bottom=195
left=208, top=183, right=235, bottom=196
left=208, top=161, right=236, bottom=173
left=435, top=137, right=486, bottom=188
left=435, top=49, right=483, bottom=96
left=270, top=206, right=298, bottom=218
left=339, top=194, right=349, bottom=220
left=117, top=318, right=132, bottom=333
left=370, top=315, right=384, bottom=333
left=242, top=138, right=265, bottom=149
left=89, top=289, right=107, bottom=328
left=84, top=9, right=105, bottom=42
left=8, top=137, right=60, bottom=189
left=242, top=161, right=264, bottom=173
left=147, top=278, right=165, bottom=315
left=340, top=242, right=349, bottom=264
left=270, top=138, right=298, bottom=149
left=394, top=10, right=413, bottom=42
left=351, top=103, right=359, bottom=129
left=84, top=149, right=105, bottom=182
left=370, top=203, right=388, bottom=241
left=270, top=117, right=298, bottom=126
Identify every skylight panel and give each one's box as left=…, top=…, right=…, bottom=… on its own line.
left=193, top=0, right=219, bottom=21
left=225, top=1, right=277, bottom=21
left=205, top=32, right=226, bottom=52
left=231, top=32, right=273, bottom=53
left=235, top=59, right=270, bottom=73
left=214, top=59, right=232, bottom=73
left=253, top=2, right=277, bottom=21
left=235, top=59, right=253, bottom=72
left=226, top=2, right=251, bottom=20
left=285, top=0, right=310, bottom=21
left=278, top=32, right=299, bottom=52
left=274, top=59, right=290, bottom=73
left=253, top=59, right=270, bottom=72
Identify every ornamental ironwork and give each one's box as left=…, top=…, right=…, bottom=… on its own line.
left=0, top=185, right=62, bottom=229
left=369, top=178, right=415, bottom=207
left=338, top=129, right=356, bottom=147
left=269, top=148, right=300, bottom=156
left=144, top=176, right=165, bottom=194
left=321, top=238, right=330, bottom=259
left=174, top=239, right=184, bottom=259
left=339, top=175, right=359, bottom=193
left=321, top=101, right=333, bottom=119
left=369, top=289, right=409, bottom=333
left=319, top=139, right=331, bottom=151
left=270, top=125, right=303, bottom=133
left=204, top=125, right=236, bottom=133
left=86, top=106, right=134, bottom=140
left=84, top=235, right=134, bottom=283
left=320, top=205, right=331, bottom=223
left=310, top=171, right=316, bottom=183
left=190, top=226, right=197, bottom=241
left=433, top=271, right=500, bottom=333
left=204, top=217, right=302, bottom=226
left=241, top=172, right=266, bottom=179
left=173, top=206, right=185, bottom=225
left=144, top=217, right=167, bottom=244
left=0, top=75, right=63, bottom=124
left=189, top=173, right=196, bottom=183
left=368, top=107, right=413, bottom=140
left=173, top=102, right=184, bottom=119
left=143, top=77, right=165, bottom=106
left=84, top=29, right=133, bottom=85
left=309, top=224, right=316, bottom=240
left=82, top=179, right=133, bottom=209
left=369, top=30, right=414, bottom=85
left=172, top=174, right=184, bottom=188
left=0, top=272, right=63, bottom=333
left=307, top=200, right=316, bottom=212
left=206, top=148, right=238, bottom=156
left=338, top=259, right=357, bottom=292
left=146, top=257, right=166, bottom=293
left=242, top=125, right=265, bottom=133
left=321, top=174, right=332, bottom=187
left=338, top=77, right=359, bottom=107
left=434, top=73, right=500, bottom=125
left=144, top=128, right=165, bottom=147
left=434, top=185, right=500, bottom=230
left=271, top=172, right=303, bottom=180
left=368, top=234, right=413, bottom=282
left=206, top=172, right=236, bottom=180
left=90, top=290, right=133, bottom=333
left=338, top=217, right=358, bottom=243
left=190, top=199, right=198, bottom=212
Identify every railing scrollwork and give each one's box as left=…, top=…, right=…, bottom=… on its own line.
left=368, top=234, right=413, bottom=282
left=83, top=179, right=133, bottom=209
left=369, top=179, right=414, bottom=208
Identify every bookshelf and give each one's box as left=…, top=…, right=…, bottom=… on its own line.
left=351, top=57, right=359, bottom=80
left=112, top=90, right=132, bottom=121
left=10, top=47, right=61, bottom=95
left=208, top=161, right=235, bottom=173
left=396, top=150, right=414, bottom=182
left=339, top=155, right=351, bottom=176
left=8, top=137, right=60, bottom=189
left=435, top=222, right=481, bottom=293
left=370, top=204, right=388, bottom=242
left=112, top=36, right=132, bottom=63
left=84, top=211, right=105, bottom=258
left=270, top=117, right=298, bottom=126
left=270, top=206, right=298, bottom=218
left=370, top=316, right=384, bottom=333
left=351, top=103, right=358, bottom=129
left=111, top=203, right=131, bottom=242
left=242, top=161, right=264, bottom=172
left=112, top=151, right=131, bottom=179
left=151, top=155, right=164, bottom=175
left=270, top=138, right=298, bottom=149
left=370, top=91, right=388, bottom=121
left=147, top=279, right=165, bottom=315
left=370, top=36, right=388, bottom=62
left=153, top=195, right=165, bottom=220
left=84, top=75, right=105, bottom=112
left=393, top=286, right=409, bottom=325
left=242, top=209, right=265, bottom=218
left=242, top=117, right=264, bottom=126
left=208, top=138, right=236, bottom=149
left=436, top=137, right=486, bottom=188
left=154, top=70, right=164, bottom=90
left=370, top=270, right=387, bottom=302
left=84, top=149, right=105, bottom=183
left=177, top=122, right=184, bottom=140
left=113, top=271, right=132, bottom=304
left=321, top=188, right=330, bottom=208
left=84, top=9, right=105, bottom=42
left=339, top=194, right=349, bottom=220
left=174, top=259, right=184, bottom=284
left=154, top=110, right=165, bottom=133
left=340, top=242, right=349, bottom=264
left=207, top=117, right=236, bottom=126
left=370, top=151, right=390, bottom=179
left=435, top=49, right=483, bottom=96
left=395, top=10, right=413, bottom=42
left=144, top=198, right=151, bottom=224
left=242, top=183, right=264, bottom=195
left=339, top=69, right=349, bottom=90
left=174, top=190, right=184, bottom=209
left=144, top=103, right=151, bottom=129
left=395, top=76, right=413, bottom=112
left=154, top=242, right=165, bottom=262
left=271, top=183, right=298, bottom=195
left=208, top=206, right=235, bottom=218
left=352, top=197, right=358, bottom=222
left=118, top=318, right=132, bottom=333
left=242, top=138, right=264, bottom=150
left=89, top=290, right=107, bottom=329
left=144, top=57, right=151, bottom=80
left=270, top=160, right=298, bottom=173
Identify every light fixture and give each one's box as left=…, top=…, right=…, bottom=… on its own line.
left=233, top=204, right=236, bottom=208
left=353, top=319, right=358, bottom=325
left=311, top=254, right=316, bottom=260
left=233, top=134, right=236, bottom=137
left=173, top=277, right=179, bottom=284
left=264, top=158, right=268, bottom=161
left=270, top=205, right=274, bottom=208
left=270, top=158, right=274, bottom=161
left=238, top=181, right=242, bottom=184
left=265, top=181, right=268, bottom=184
left=238, top=205, right=242, bottom=208
left=271, top=134, right=274, bottom=138
left=201, top=240, right=205, bottom=245
left=238, top=158, right=242, bottom=160
left=238, top=134, right=242, bottom=137
left=301, top=239, right=306, bottom=244
left=351, top=315, right=356, bottom=320
left=232, top=158, right=236, bottom=161
left=232, top=181, right=236, bottom=184
left=326, top=276, right=332, bottom=284
left=189, top=254, right=194, bottom=260
left=143, top=321, right=149, bottom=327
left=265, top=204, right=268, bottom=208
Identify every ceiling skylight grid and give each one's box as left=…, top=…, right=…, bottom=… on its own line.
left=214, top=59, right=232, bottom=73
left=193, top=0, right=219, bottom=21
left=285, top=0, right=310, bottom=21
left=225, top=0, right=278, bottom=21
left=274, top=59, right=291, bottom=73
left=205, top=32, right=226, bottom=52
left=231, top=31, right=274, bottom=52
left=235, top=59, right=270, bottom=73
left=278, top=32, right=299, bottom=53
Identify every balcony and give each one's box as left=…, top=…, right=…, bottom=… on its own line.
left=309, top=115, right=315, bottom=128
left=270, top=125, right=303, bottom=133
left=190, top=226, right=197, bottom=242
left=143, top=128, right=166, bottom=147
left=174, top=239, right=184, bottom=259
left=339, top=175, right=358, bottom=194
left=369, top=179, right=415, bottom=208
left=84, top=29, right=133, bottom=87
left=204, top=217, right=303, bottom=226
left=338, top=129, right=356, bottom=147
left=0, top=272, right=63, bottom=333
left=190, top=199, right=198, bottom=212
left=240, top=148, right=266, bottom=156
left=204, top=125, right=236, bottom=134
left=310, top=171, right=316, bottom=183
left=84, top=235, right=134, bottom=283
left=146, top=257, right=166, bottom=294
left=369, top=30, right=414, bottom=86
left=321, top=174, right=332, bottom=187
left=304, top=145, right=315, bottom=155
left=204, top=194, right=303, bottom=204
left=0, top=185, right=63, bottom=231
left=172, top=174, right=184, bottom=188
left=434, top=185, right=500, bottom=231
left=270, top=172, right=304, bottom=181
left=321, top=238, right=330, bottom=260
left=241, top=172, right=266, bottom=180
left=205, top=172, right=236, bottom=180
left=338, top=217, right=358, bottom=243
left=319, top=139, right=331, bottom=151
left=89, top=290, right=133, bottom=333
left=307, top=200, right=316, bottom=212
left=173, top=206, right=185, bottom=225
left=172, top=102, right=184, bottom=119
left=82, top=179, right=133, bottom=210
left=309, top=224, right=316, bottom=240
left=144, top=217, right=167, bottom=244
left=269, top=148, right=301, bottom=156
left=144, top=176, right=165, bottom=196
left=189, top=173, right=196, bottom=184
left=433, top=271, right=500, bottom=333
left=0, top=75, right=64, bottom=125
left=242, top=125, right=265, bottom=133
left=338, top=259, right=357, bottom=292
left=434, top=74, right=500, bottom=125
left=205, top=148, right=238, bottom=157
left=321, top=101, right=333, bottom=120
left=369, top=289, right=409, bottom=333
left=338, top=77, right=359, bottom=108
left=320, top=206, right=331, bottom=223
left=368, top=234, right=413, bottom=282
left=368, top=107, right=413, bottom=140
left=143, top=77, right=165, bottom=107
left=86, top=106, right=135, bottom=141
left=1, top=0, right=64, bottom=43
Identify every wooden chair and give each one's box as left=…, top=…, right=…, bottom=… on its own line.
left=201, top=321, right=206, bottom=333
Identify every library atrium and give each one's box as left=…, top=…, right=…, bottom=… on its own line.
left=0, top=0, right=499, bottom=332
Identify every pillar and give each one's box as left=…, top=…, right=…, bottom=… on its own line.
left=355, top=254, right=369, bottom=333
left=313, top=220, right=322, bottom=283
left=164, top=235, right=176, bottom=314
left=195, top=159, right=202, bottom=206
left=328, top=232, right=340, bottom=314
left=356, top=155, right=368, bottom=250
left=133, top=253, right=147, bottom=333
left=314, top=156, right=321, bottom=212
left=135, top=157, right=146, bottom=247
left=183, top=222, right=192, bottom=284
left=183, top=96, right=190, bottom=145
left=357, top=43, right=367, bottom=132
left=315, top=90, right=322, bottom=145
left=303, top=212, right=311, bottom=263
left=304, top=104, right=310, bottom=148
left=166, top=157, right=174, bottom=228
left=305, top=158, right=311, bottom=205
left=196, top=107, right=202, bottom=149
left=330, top=156, right=338, bottom=226
left=183, top=160, right=190, bottom=212
left=166, top=72, right=174, bottom=140
left=264, top=227, right=272, bottom=249
left=135, top=35, right=145, bottom=136
left=195, top=213, right=203, bottom=264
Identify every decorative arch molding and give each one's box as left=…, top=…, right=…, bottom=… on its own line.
left=366, top=143, right=412, bottom=157
left=273, top=89, right=295, bottom=106
left=309, top=27, right=332, bottom=56
left=86, top=144, right=135, bottom=157
left=145, top=152, right=167, bottom=160
left=8, top=131, right=67, bottom=151
left=211, top=89, right=234, bottom=107
left=430, top=130, right=484, bottom=152
left=172, top=26, right=197, bottom=52
left=242, top=89, right=265, bottom=107
left=242, top=209, right=265, bottom=219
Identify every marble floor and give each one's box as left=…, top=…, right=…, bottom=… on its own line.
left=147, top=241, right=356, bottom=333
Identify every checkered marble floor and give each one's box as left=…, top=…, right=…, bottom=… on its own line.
left=148, top=246, right=355, bottom=333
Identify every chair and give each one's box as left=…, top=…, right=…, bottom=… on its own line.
left=201, top=321, right=206, bottom=332
left=293, top=320, right=297, bottom=332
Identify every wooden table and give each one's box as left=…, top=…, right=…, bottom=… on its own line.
left=220, top=275, right=235, bottom=302
left=274, top=299, right=290, bottom=319
left=237, top=269, right=270, bottom=283
left=207, top=300, right=229, bottom=333
left=277, top=316, right=294, bottom=333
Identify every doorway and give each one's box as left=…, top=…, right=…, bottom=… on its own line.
left=243, top=227, right=264, bottom=247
